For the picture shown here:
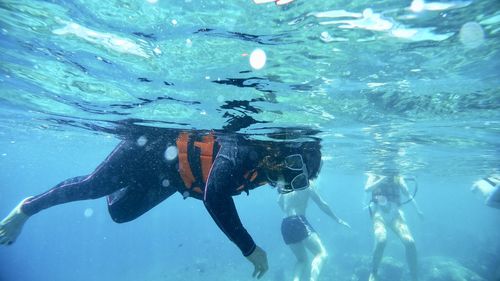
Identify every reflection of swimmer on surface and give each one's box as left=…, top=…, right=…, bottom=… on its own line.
left=365, top=171, right=423, bottom=281
left=278, top=181, right=350, bottom=281
left=253, top=0, right=295, bottom=6
left=471, top=174, right=500, bottom=209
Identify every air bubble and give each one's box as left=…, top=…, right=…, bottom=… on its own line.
left=459, top=22, right=484, bottom=49
left=84, top=208, right=94, bottom=218
left=249, top=49, right=267, bottom=70
left=162, top=179, right=170, bottom=187
left=410, top=0, right=425, bottom=13
left=137, top=136, right=148, bottom=146
left=165, top=145, right=178, bottom=160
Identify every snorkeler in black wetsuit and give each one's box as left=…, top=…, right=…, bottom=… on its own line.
left=0, top=127, right=322, bottom=278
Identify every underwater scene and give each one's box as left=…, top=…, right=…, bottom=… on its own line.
left=0, top=0, right=499, bottom=281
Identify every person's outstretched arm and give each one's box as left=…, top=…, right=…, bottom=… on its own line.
left=309, top=185, right=351, bottom=228
left=399, top=177, right=424, bottom=217
left=203, top=155, right=268, bottom=278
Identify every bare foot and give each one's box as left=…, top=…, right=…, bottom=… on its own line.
left=368, top=273, right=378, bottom=281
left=0, top=197, right=31, bottom=245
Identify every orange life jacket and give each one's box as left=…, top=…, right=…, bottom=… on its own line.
left=176, top=132, right=262, bottom=199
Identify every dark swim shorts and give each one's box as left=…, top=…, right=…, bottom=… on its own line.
left=281, top=215, right=316, bottom=245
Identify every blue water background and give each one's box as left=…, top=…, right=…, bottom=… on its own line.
left=1, top=0, right=500, bottom=280
left=0, top=132, right=498, bottom=281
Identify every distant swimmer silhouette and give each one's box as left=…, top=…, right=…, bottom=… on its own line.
left=471, top=174, right=500, bottom=209
left=365, top=170, right=423, bottom=281
left=253, top=0, right=295, bottom=6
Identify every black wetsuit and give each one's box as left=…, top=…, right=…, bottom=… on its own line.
left=20, top=133, right=266, bottom=256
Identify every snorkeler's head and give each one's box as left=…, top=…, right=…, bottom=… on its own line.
left=265, top=154, right=310, bottom=193
left=261, top=140, right=321, bottom=193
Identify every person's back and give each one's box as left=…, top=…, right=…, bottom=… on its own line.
left=278, top=188, right=310, bottom=217
left=277, top=183, right=350, bottom=281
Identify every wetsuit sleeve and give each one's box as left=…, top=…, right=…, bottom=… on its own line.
left=203, top=156, right=256, bottom=256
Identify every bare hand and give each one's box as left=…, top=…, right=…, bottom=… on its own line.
left=338, top=219, right=352, bottom=229
left=417, top=211, right=425, bottom=220
left=245, top=245, right=268, bottom=279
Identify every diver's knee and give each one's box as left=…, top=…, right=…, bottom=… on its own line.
left=110, top=215, right=130, bottom=224
left=403, top=236, right=416, bottom=248
left=374, top=224, right=386, bottom=240
left=311, top=251, right=327, bottom=267
left=374, top=231, right=387, bottom=245
left=109, top=211, right=135, bottom=223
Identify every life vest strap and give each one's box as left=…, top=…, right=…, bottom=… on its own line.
left=194, top=134, right=215, bottom=183
left=177, top=133, right=262, bottom=199
left=177, top=132, right=196, bottom=189
left=236, top=170, right=259, bottom=195
left=177, top=132, right=217, bottom=198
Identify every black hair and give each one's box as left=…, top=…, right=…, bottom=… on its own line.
left=255, top=138, right=322, bottom=180
left=301, top=141, right=322, bottom=179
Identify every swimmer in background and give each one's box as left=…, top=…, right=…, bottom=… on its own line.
left=278, top=180, right=350, bottom=281
left=365, top=171, right=423, bottom=281
left=471, top=174, right=500, bottom=209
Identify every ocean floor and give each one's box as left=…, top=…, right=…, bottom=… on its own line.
left=136, top=254, right=498, bottom=281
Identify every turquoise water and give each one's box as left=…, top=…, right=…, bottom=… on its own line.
left=0, top=0, right=499, bottom=281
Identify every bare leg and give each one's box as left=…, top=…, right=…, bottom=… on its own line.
left=391, top=211, right=418, bottom=281
left=289, top=242, right=308, bottom=281
left=0, top=197, right=32, bottom=245
left=303, top=233, right=328, bottom=281
left=369, top=212, right=387, bottom=281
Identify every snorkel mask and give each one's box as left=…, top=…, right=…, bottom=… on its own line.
left=268, top=154, right=310, bottom=194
